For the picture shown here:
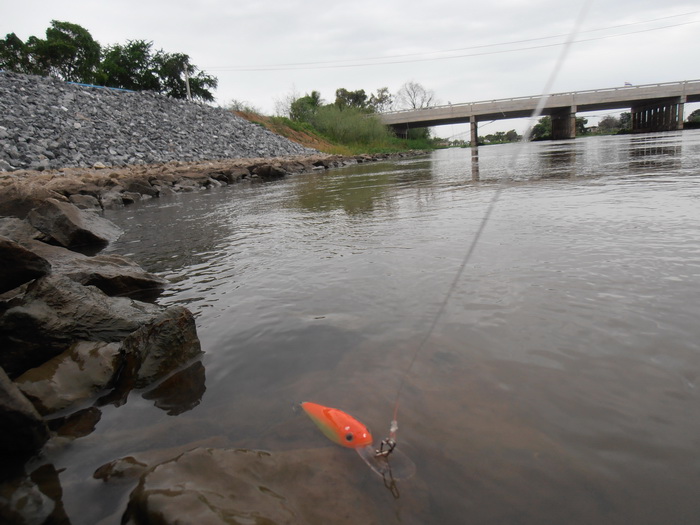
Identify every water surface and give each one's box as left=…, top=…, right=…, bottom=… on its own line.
left=50, top=132, right=700, bottom=523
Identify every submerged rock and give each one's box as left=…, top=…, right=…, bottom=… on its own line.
left=27, top=198, right=122, bottom=253
left=122, top=446, right=427, bottom=524
left=15, top=341, right=121, bottom=415
left=0, top=366, right=49, bottom=454
left=141, top=360, right=206, bottom=415
left=0, top=462, right=70, bottom=525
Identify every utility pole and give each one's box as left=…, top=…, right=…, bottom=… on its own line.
left=184, top=69, right=192, bottom=101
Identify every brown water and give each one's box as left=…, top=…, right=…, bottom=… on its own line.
left=23, top=132, right=700, bottom=523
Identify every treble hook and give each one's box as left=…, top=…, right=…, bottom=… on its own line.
left=375, top=437, right=397, bottom=458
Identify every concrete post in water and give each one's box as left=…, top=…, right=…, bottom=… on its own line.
left=470, top=115, right=478, bottom=147
left=551, top=106, right=576, bottom=140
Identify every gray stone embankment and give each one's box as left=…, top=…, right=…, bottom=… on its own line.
left=0, top=71, right=316, bottom=172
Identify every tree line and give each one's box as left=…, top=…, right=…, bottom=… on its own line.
left=0, top=20, right=217, bottom=101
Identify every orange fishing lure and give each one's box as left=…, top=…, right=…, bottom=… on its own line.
left=301, top=401, right=373, bottom=449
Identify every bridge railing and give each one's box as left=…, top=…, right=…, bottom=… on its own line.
left=380, top=79, right=700, bottom=115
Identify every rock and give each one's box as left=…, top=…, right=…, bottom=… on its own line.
left=46, top=406, right=102, bottom=439
left=0, top=217, right=44, bottom=244
left=0, top=463, right=70, bottom=525
left=0, top=182, right=67, bottom=219
left=15, top=341, right=121, bottom=415
left=23, top=240, right=167, bottom=301
left=122, top=447, right=427, bottom=524
left=0, top=366, right=50, bottom=454
left=0, top=274, right=162, bottom=378
left=119, top=306, right=202, bottom=390
left=0, top=72, right=316, bottom=172
left=27, top=198, right=123, bottom=252
left=68, top=193, right=101, bottom=211
left=0, top=235, right=51, bottom=294
left=93, top=456, right=149, bottom=484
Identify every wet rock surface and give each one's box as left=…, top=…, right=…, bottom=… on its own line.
left=121, top=447, right=427, bottom=525
left=0, top=367, right=50, bottom=453
left=27, top=197, right=123, bottom=251
left=0, top=235, right=51, bottom=293
left=15, top=341, right=121, bottom=415
left=0, top=274, right=162, bottom=377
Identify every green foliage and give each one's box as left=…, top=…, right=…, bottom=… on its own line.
left=290, top=91, right=323, bottom=122
left=152, top=51, right=217, bottom=102
left=1, top=21, right=101, bottom=83
left=282, top=84, right=441, bottom=153
left=575, top=116, right=588, bottom=135
left=368, top=87, right=393, bottom=113
left=530, top=116, right=552, bottom=140
left=687, top=109, right=700, bottom=123
left=97, top=40, right=160, bottom=91
left=334, top=88, right=368, bottom=110
left=481, top=130, right=521, bottom=144
left=312, top=105, right=389, bottom=144
left=0, top=33, right=33, bottom=73
left=1, top=21, right=217, bottom=101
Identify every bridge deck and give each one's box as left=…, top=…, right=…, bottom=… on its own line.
left=380, top=80, right=700, bottom=128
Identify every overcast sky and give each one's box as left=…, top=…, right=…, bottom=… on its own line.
left=3, top=0, right=699, bottom=137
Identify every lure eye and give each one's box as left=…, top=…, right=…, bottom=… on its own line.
left=345, top=433, right=354, bottom=442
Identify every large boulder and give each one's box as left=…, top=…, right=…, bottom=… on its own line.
left=0, top=235, right=51, bottom=294
left=24, top=240, right=167, bottom=301
left=119, top=306, right=202, bottom=390
left=27, top=198, right=122, bottom=253
left=0, top=274, right=162, bottom=378
left=0, top=182, right=67, bottom=220
left=0, top=366, right=50, bottom=454
left=0, top=217, right=45, bottom=244
left=15, top=341, right=121, bottom=416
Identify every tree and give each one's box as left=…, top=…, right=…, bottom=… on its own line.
left=0, top=33, right=33, bottom=73
left=505, top=129, right=520, bottom=142
left=530, top=116, right=551, bottom=140
left=97, top=40, right=160, bottom=91
left=396, top=81, right=437, bottom=109
left=598, top=115, right=620, bottom=133
left=151, top=51, right=217, bottom=102
left=32, top=21, right=101, bottom=83
left=334, top=88, right=368, bottom=110
left=619, top=112, right=632, bottom=130
left=687, top=109, right=700, bottom=123
left=290, top=90, right=323, bottom=122
left=575, top=116, right=588, bottom=135
left=1, top=21, right=217, bottom=101
left=1, top=21, right=101, bottom=83
left=368, top=87, right=393, bottom=113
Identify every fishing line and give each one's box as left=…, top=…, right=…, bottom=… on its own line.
left=383, top=0, right=593, bottom=456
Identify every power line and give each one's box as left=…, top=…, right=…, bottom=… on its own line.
left=206, top=12, right=698, bottom=72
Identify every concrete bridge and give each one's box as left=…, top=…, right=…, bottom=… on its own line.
left=379, top=79, right=700, bottom=142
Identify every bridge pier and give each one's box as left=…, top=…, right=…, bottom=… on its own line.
left=551, top=106, right=576, bottom=140
left=631, top=97, right=685, bottom=133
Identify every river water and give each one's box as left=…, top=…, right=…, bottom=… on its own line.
left=49, top=132, right=700, bottom=523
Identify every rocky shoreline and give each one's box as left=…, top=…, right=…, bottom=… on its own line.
left=0, top=151, right=425, bottom=524
left=1, top=71, right=427, bottom=523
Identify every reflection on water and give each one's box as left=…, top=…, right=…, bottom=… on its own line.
left=5, top=131, right=700, bottom=524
